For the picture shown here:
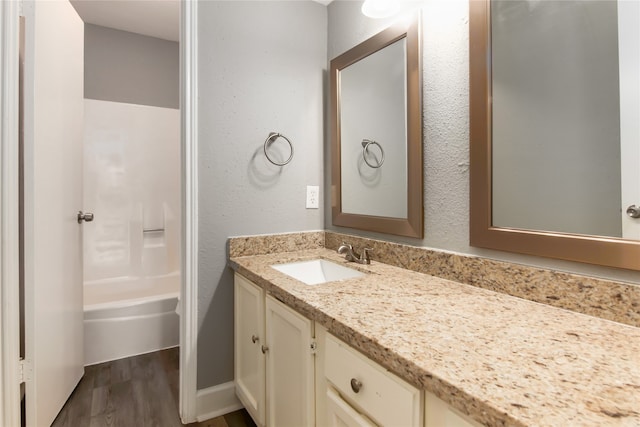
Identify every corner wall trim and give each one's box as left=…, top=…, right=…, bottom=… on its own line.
left=0, top=1, right=22, bottom=426
left=179, top=0, right=199, bottom=423
left=196, top=382, right=243, bottom=422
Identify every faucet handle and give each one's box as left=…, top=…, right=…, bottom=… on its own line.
left=337, top=242, right=354, bottom=260
left=338, top=242, right=352, bottom=251
left=361, top=248, right=373, bottom=264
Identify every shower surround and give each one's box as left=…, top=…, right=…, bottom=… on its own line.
left=82, top=99, right=180, bottom=365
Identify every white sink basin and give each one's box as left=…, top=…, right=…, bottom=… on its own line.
left=271, top=259, right=365, bottom=285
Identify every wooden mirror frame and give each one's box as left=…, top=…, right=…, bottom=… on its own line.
left=469, top=0, right=640, bottom=271
left=331, top=13, right=423, bottom=238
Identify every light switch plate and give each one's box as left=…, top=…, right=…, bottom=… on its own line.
left=306, top=186, right=319, bottom=209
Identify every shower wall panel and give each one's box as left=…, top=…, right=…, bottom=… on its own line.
left=83, top=99, right=180, bottom=282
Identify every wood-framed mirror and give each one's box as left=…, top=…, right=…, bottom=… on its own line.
left=330, top=12, right=423, bottom=238
left=469, top=0, right=640, bottom=270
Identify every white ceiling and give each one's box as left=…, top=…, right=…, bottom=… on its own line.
left=70, top=0, right=180, bottom=42
left=71, top=0, right=333, bottom=43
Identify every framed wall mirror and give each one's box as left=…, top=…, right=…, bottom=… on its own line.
left=470, top=0, right=640, bottom=270
left=331, top=13, right=423, bottom=238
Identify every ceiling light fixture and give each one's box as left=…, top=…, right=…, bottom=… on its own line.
left=361, top=0, right=401, bottom=19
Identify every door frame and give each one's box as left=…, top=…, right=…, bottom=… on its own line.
left=0, top=0, right=199, bottom=424
left=180, top=0, right=198, bottom=423
left=0, top=0, right=21, bottom=426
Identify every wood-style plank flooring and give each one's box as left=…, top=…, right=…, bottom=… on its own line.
left=51, top=348, right=256, bottom=427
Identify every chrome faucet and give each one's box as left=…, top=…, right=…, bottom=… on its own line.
left=337, top=242, right=372, bottom=264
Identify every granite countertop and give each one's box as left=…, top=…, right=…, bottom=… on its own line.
left=229, top=248, right=640, bottom=427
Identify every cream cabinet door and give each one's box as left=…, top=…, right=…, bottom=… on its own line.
left=265, top=295, right=315, bottom=427
left=425, top=392, right=483, bottom=427
left=234, top=274, right=266, bottom=427
left=326, top=388, right=377, bottom=427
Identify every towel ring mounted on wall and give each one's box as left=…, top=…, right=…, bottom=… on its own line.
left=361, top=139, right=385, bottom=168
left=264, top=132, right=294, bottom=166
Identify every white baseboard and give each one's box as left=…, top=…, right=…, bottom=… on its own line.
left=196, top=381, right=243, bottom=422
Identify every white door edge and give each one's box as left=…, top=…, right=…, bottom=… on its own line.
left=619, top=0, right=640, bottom=239
left=23, top=1, right=85, bottom=423
left=0, top=1, right=22, bottom=427
left=179, top=0, right=199, bottom=423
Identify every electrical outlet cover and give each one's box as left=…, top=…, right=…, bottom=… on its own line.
left=306, top=185, right=319, bottom=209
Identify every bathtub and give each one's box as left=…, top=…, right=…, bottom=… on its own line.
left=83, top=272, right=180, bottom=366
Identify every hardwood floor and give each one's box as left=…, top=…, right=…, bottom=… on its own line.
left=51, top=348, right=256, bottom=427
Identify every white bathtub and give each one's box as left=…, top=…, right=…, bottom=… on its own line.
left=83, top=272, right=180, bottom=366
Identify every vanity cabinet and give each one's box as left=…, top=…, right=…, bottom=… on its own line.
left=424, top=392, right=482, bottom=427
left=234, top=274, right=315, bottom=427
left=264, top=294, right=315, bottom=426
left=235, top=273, right=483, bottom=427
left=323, top=330, right=423, bottom=427
left=326, top=387, right=377, bottom=427
left=318, top=325, right=481, bottom=427
left=234, top=274, right=266, bottom=426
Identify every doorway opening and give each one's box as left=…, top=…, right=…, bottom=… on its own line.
left=17, top=1, right=182, bottom=425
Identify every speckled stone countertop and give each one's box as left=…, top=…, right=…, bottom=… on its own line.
left=229, top=248, right=640, bottom=427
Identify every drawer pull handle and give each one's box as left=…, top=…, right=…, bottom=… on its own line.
left=251, top=335, right=259, bottom=344
left=261, top=345, right=269, bottom=354
left=350, top=378, right=362, bottom=393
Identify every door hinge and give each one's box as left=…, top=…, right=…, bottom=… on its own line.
left=19, top=359, right=32, bottom=383
left=310, top=341, right=317, bottom=355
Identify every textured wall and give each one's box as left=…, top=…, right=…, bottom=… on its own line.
left=197, top=1, right=326, bottom=388
left=84, top=24, right=179, bottom=109
left=326, top=0, right=640, bottom=284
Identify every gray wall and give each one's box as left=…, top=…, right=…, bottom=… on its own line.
left=197, top=1, right=326, bottom=388
left=84, top=24, right=179, bottom=109
left=326, top=0, right=640, bottom=284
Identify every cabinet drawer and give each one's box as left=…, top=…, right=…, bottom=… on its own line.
left=324, top=333, right=422, bottom=427
left=425, top=391, right=483, bottom=427
left=326, top=387, right=377, bottom=427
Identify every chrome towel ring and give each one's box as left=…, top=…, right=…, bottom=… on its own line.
left=264, top=132, right=294, bottom=166
left=361, top=139, right=385, bottom=168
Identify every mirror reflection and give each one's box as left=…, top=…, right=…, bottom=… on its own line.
left=340, top=38, right=407, bottom=219
left=490, top=0, right=640, bottom=240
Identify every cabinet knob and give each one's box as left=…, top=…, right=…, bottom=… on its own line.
left=251, top=335, right=259, bottom=344
left=350, top=378, right=362, bottom=393
left=261, top=345, right=269, bottom=354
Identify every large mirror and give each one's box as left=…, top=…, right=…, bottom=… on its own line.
left=470, top=0, right=640, bottom=270
left=331, top=13, right=423, bottom=238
